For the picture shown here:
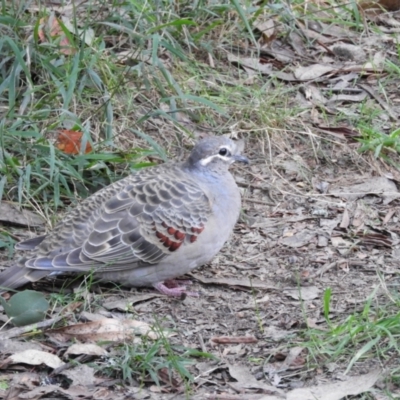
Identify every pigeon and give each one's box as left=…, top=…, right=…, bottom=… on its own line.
left=0, top=136, right=248, bottom=296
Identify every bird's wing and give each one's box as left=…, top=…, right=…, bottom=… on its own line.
left=25, top=166, right=211, bottom=273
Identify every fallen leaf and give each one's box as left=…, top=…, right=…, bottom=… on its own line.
left=331, top=236, right=353, bottom=255
left=254, top=17, right=276, bottom=45
left=340, top=208, right=350, bottom=229
left=61, top=364, right=97, bottom=386
left=47, top=317, right=166, bottom=342
left=286, top=368, right=381, bottom=400
left=263, top=326, right=292, bottom=341
left=280, top=230, right=317, bottom=248
left=0, top=339, right=44, bottom=353
left=64, top=343, right=108, bottom=357
left=228, top=364, right=285, bottom=395
left=5, top=349, right=64, bottom=369
left=294, top=64, right=335, bottom=81
left=38, top=13, right=75, bottom=55
left=330, top=177, right=400, bottom=204
left=282, top=347, right=306, bottom=369
left=227, top=53, right=274, bottom=74
left=56, top=130, right=92, bottom=155
left=284, top=286, right=320, bottom=301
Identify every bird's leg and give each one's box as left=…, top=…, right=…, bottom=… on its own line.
left=154, top=281, right=199, bottom=297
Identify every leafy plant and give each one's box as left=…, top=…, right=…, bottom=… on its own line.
left=102, top=321, right=216, bottom=387
left=304, top=287, right=400, bottom=374
left=358, top=125, right=400, bottom=161
left=0, top=232, right=16, bottom=259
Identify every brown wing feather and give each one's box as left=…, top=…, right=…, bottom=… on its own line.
left=25, top=164, right=211, bottom=273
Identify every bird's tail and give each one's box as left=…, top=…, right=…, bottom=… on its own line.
left=0, top=264, right=49, bottom=293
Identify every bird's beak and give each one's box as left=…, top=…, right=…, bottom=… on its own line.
left=233, top=155, right=249, bottom=164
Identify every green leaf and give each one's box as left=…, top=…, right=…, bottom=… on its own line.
left=163, top=94, right=227, bottom=116
left=323, top=287, right=332, bottom=324
left=147, top=19, right=196, bottom=35
left=129, top=129, right=168, bottom=162
left=0, top=290, right=49, bottom=326
left=0, top=175, right=7, bottom=204
left=230, top=0, right=257, bottom=47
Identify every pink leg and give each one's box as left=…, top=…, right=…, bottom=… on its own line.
left=154, top=281, right=199, bottom=297
left=164, top=279, right=193, bottom=286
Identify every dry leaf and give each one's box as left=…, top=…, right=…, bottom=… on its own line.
left=64, top=343, right=108, bottom=357
left=38, top=13, right=75, bottom=55
left=47, top=318, right=164, bottom=342
left=56, top=130, right=92, bottom=155
left=284, top=286, right=320, bottom=301
left=280, top=230, right=317, bottom=248
left=330, top=177, right=400, bottom=204
left=294, top=64, right=335, bottom=81
left=340, top=208, right=350, bottom=229
left=254, top=18, right=276, bottom=45
left=61, top=364, right=97, bottom=386
left=286, top=368, right=381, bottom=400
left=228, top=364, right=285, bottom=395
left=5, top=349, right=64, bottom=369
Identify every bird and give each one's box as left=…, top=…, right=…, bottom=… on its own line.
left=0, top=136, right=248, bottom=297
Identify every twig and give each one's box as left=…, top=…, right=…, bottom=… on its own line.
left=245, top=198, right=276, bottom=206
left=0, top=316, right=63, bottom=340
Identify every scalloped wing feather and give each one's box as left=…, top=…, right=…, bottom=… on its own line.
left=25, top=164, right=211, bottom=274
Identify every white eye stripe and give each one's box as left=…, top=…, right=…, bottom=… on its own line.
left=199, top=154, right=231, bottom=166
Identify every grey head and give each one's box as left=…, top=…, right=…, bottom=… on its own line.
left=185, top=136, right=249, bottom=172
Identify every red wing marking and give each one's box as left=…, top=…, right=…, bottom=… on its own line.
left=174, top=231, right=185, bottom=240
left=191, top=226, right=204, bottom=234
left=167, top=227, right=176, bottom=235
left=169, top=242, right=181, bottom=251
left=156, top=230, right=183, bottom=252
left=190, top=235, right=197, bottom=243
left=155, top=223, right=204, bottom=251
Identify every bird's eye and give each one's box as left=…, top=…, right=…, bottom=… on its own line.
left=219, top=147, right=229, bottom=156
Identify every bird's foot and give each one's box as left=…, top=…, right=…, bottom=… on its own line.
left=164, top=279, right=193, bottom=287
left=154, top=280, right=199, bottom=298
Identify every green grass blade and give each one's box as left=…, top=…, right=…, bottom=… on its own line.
left=0, top=175, right=6, bottom=203
left=323, top=287, right=332, bottom=324
left=345, top=335, right=381, bottom=375
left=230, top=0, right=257, bottom=47
left=48, top=142, right=55, bottom=180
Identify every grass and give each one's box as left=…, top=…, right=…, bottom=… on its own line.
left=302, top=285, right=400, bottom=383
left=0, top=232, right=16, bottom=259
left=1, top=0, right=400, bottom=396
left=0, top=0, right=285, bottom=215
left=101, top=324, right=216, bottom=388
